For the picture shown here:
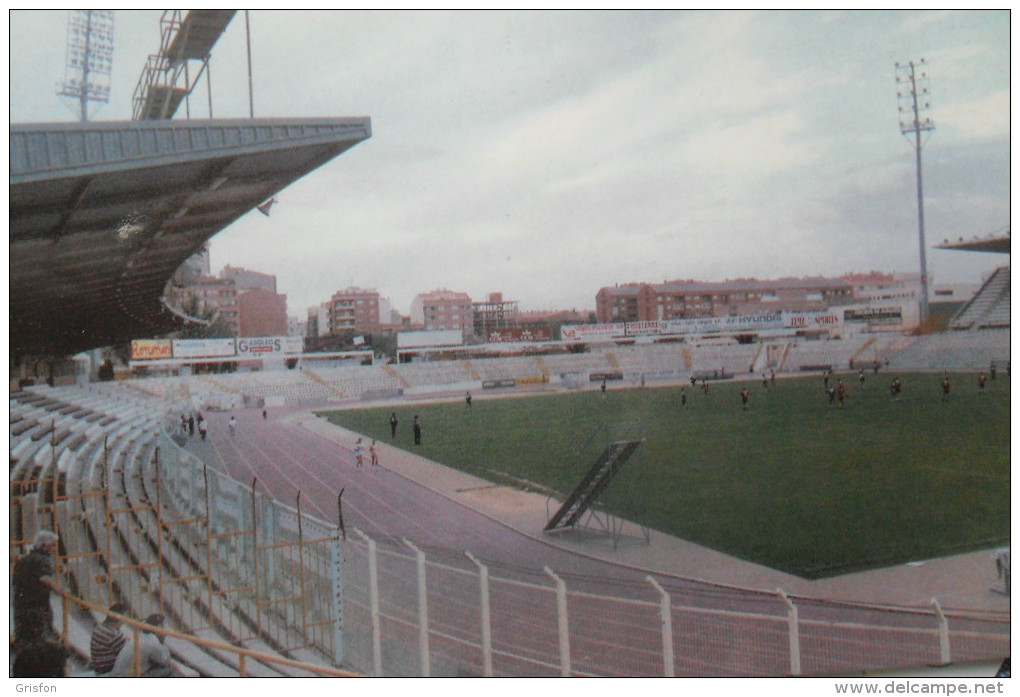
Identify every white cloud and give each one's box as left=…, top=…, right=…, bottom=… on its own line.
left=935, top=90, right=1010, bottom=141
left=896, top=10, right=959, bottom=36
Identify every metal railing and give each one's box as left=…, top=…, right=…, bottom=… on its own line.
left=43, top=582, right=357, bottom=677
left=10, top=393, right=1011, bottom=677
left=333, top=529, right=1009, bottom=677
left=10, top=418, right=345, bottom=675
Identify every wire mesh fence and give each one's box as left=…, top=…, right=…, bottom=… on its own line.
left=335, top=530, right=1009, bottom=677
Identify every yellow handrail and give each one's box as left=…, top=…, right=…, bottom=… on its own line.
left=44, top=579, right=360, bottom=677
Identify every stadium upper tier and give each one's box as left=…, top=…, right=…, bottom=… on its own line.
left=9, top=117, right=371, bottom=357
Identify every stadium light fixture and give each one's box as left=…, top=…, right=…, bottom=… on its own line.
left=57, top=10, right=114, bottom=122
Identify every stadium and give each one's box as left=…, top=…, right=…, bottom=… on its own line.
left=9, top=11, right=1010, bottom=681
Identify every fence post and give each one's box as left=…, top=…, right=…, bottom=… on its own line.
left=932, top=598, right=951, bottom=665
left=59, top=591, right=71, bottom=646
left=646, top=575, right=675, bottom=677
left=466, top=551, right=493, bottom=677
left=329, top=525, right=345, bottom=666
left=544, top=566, right=571, bottom=677
left=403, top=538, right=430, bottom=677
left=131, top=624, right=142, bottom=676
left=354, top=528, right=383, bottom=676
left=778, top=589, right=801, bottom=676
left=296, top=491, right=309, bottom=644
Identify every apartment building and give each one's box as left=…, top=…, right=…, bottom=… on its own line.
left=596, top=276, right=857, bottom=323
left=184, top=276, right=240, bottom=335
left=237, top=287, right=288, bottom=337
left=411, top=289, right=474, bottom=338
left=220, top=264, right=277, bottom=293
left=328, top=287, right=381, bottom=334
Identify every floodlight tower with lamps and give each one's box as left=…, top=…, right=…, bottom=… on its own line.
left=57, top=10, right=114, bottom=122
left=895, top=58, right=935, bottom=326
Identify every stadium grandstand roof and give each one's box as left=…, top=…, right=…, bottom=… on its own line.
left=10, top=117, right=371, bottom=357
left=935, top=229, right=1010, bottom=254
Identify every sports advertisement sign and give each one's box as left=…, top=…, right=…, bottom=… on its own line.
left=172, top=338, right=237, bottom=359
left=782, top=311, right=843, bottom=330
left=485, top=327, right=553, bottom=343
left=397, top=330, right=464, bottom=349
left=236, top=336, right=303, bottom=356
left=844, top=307, right=902, bottom=324
left=560, top=323, right=619, bottom=342
left=562, top=314, right=785, bottom=342
left=131, top=339, right=172, bottom=360
left=661, top=313, right=782, bottom=336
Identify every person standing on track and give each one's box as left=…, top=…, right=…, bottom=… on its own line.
left=369, top=439, right=379, bottom=467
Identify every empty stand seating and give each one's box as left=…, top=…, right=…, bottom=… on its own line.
left=950, top=266, right=1010, bottom=330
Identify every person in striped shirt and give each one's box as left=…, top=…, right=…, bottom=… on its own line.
left=90, top=603, right=129, bottom=675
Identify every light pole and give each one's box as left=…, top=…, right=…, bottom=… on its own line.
left=896, top=59, right=935, bottom=327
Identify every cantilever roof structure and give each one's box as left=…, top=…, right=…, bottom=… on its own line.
left=10, top=117, right=371, bottom=357
left=935, top=230, right=1010, bottom=254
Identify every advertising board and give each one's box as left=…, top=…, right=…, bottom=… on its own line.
left=485, top=327, right=553, bottom=343
left=397, top=330, right=463, bottom=349
left=172, top=338, right=237, bottom=359
left=131, top=339, right=172, bottom=360
left=235, top=336, right=303, bottom=355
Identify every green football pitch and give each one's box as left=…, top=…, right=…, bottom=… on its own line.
left=320, top=370, right=1010, bottom=578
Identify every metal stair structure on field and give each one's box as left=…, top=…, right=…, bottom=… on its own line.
left=544, top=439, right=642, bottom=532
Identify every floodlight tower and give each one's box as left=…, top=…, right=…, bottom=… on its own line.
left=57, top=10, right=114, bottom=122
left=895, top=59, right=935, bottom=326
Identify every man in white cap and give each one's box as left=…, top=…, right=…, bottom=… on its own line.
left=12, top=530, right=59, bottom=646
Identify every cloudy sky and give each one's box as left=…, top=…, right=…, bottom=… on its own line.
left=9, top=10, right=1010, bottom=317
